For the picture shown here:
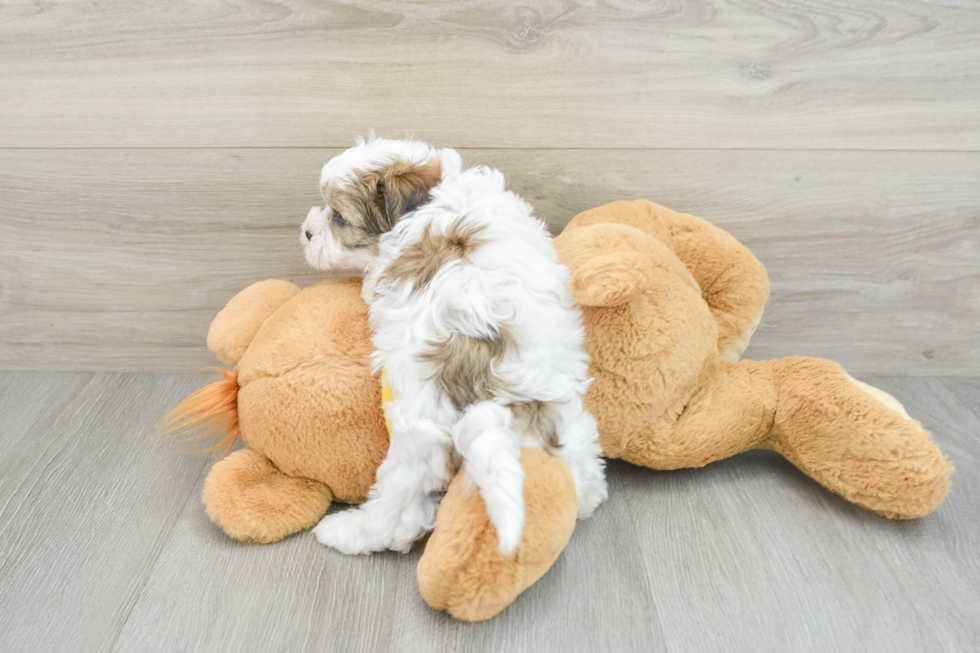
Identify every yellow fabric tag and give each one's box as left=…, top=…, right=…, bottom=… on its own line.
left=380, top=367, right=394, bottom=439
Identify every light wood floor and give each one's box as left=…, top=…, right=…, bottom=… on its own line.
left=0, top=372, right=977, bottom=653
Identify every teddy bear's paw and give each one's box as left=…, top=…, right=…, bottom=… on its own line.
left=417, top=449, right=578, bottom=622
left=202, top=448, right=332, bottom=544
left=768, top=358, right=953, bottom=519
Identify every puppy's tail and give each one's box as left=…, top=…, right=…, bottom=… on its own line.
left=161, top=368, right=240, bottom=456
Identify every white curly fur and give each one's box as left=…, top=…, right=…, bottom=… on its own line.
left=303, top=137, right=607, bottom=555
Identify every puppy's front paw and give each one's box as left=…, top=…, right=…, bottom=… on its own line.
left=313, top=509, right=384, bottom=555
left=575, top=475, right=608, bottom=519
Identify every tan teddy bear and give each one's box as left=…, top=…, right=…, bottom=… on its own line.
left=165, top=200, right=951, bottom=622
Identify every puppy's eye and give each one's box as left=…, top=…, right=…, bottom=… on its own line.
left=332, top=211, right=346, bottom=227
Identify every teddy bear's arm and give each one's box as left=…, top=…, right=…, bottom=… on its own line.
left=563, top=200, right=770, bottom=360
left=207, top=280, right=301, bottom=365
left=556, top=222, right=695, bottom=310
left=669, top=222, right=770, bottom=361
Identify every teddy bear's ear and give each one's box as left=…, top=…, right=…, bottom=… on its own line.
left=569, top=251, right=654, bottom=307
left=207, top=280, right=301, bottom=365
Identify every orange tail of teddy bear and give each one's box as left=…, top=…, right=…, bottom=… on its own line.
left=161, top=368, right=240, bottom=456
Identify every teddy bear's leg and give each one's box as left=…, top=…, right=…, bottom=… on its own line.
left=763, top=357, right=952, bottom=519
left=203, top=448, right=333, bottom=543
left=207, top=280, right=301, bottom=366
left=669, top=224, right=769, bottom=362
left=416, top=448, right=578, bottom=622
left=613, top=359, right=777, bottom=470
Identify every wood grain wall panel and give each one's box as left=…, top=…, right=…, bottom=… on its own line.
left=0, top=0, right=977, bottom=149
left=2, top=148, right=977, bottom=374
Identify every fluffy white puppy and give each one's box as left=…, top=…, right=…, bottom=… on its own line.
left=302, top=137, right=607, bottom=555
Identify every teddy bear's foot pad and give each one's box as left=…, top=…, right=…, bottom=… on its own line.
left=769, top=358, right=952, bottom=520
left=417, top=448, right=578, bottom=622
left=203, top=448, right=333, bottom=543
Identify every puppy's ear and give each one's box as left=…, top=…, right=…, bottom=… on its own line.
left=378, top=158, right=442, bottom=223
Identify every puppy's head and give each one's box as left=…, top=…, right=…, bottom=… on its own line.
left=302, top=137, right=444, bottom=272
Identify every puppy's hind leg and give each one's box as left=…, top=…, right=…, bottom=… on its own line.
left=553, top=397, right=608, bottom=518
left=314, top=418, right=451, bottom=555
left=452, top=401, right=526, bottom=555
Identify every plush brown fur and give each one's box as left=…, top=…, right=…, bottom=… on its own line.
left=167, top=199, right=952, bottom=623
left=416, top=448, right=577, bottom=622
left=207, top=280, right=301, bottom=366
left=203, top=448, right=332, bottom=544
left=180, top=277, right=390, bottom=510
left=557, top=201, right=951, bottom=522
left=564, top=200, right=770, bottom=360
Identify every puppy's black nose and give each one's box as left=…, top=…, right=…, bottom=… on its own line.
left=305, top=230, right=313, bottom=241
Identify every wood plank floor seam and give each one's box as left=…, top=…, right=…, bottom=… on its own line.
left=105, top=460, right=212, bottom=653
left=606, top=467, right=670, bottom=652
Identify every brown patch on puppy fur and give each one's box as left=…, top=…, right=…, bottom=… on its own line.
left=322, top=171, right=388, bottom=249
left=421, top=328, right=513, bottom=411
left=385, top=219, right=486, bottom=291
left=321, top=156, right=444, bottom=251
left=509, top=400, right=561, bottom=450
left=380, top=157, right=443, bottom=222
